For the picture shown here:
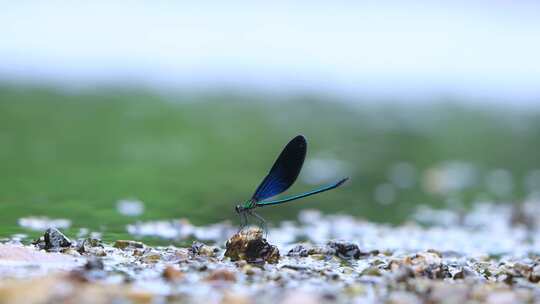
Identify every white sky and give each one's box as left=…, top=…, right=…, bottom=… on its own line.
left=1, top=1, right=540, bottom=104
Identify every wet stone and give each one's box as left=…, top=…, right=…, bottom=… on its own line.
left=190, top=241, right=219, bottom=257
left=529, top=265, right=540, bottom=283
left=76, top=238, right=104, bottom=254
left=289, top=241, right=365, bottom=260
left=206, top=269, right=236, bottom=282
left=60, top=248, right=80, bottom=256
left=422, top=263, right=451, bottom=279
left=360, top=266, right=382, bottom=277
left=326, top=240, right=365, bottom=259
left=84, top=256, right=105, bottom=270
left=245, top=238, right=279, bottom=264
left=70, top=257, right=107, bottom=282
left=224, top=228, right=280, bottom=264
left=113, top=240, right=144, bottom=250
left=449, top=266, right=475, bottom=280
left=140, top=251, right=162, bottom=263
left=33, top=228, right=72, bottom=252
left=392, top=265, right=416, bottom=282
left=287, top=244, right=311, bottom=257
left=162, top=266, right=184, bottom=282
left=9, top=208, right=540, bottom=303
left=242, top=264, right=260, bottom=276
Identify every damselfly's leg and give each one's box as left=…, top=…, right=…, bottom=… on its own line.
left=250, top=210, right=268, bottom=238
left=238, top=212, right=247, bottom=233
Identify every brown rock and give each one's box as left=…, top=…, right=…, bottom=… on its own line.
left=162, top=266, right=184, bottom=282
left=114, top=240, right=145, bottom=250
left=206, top=269, right=236, bottom=282
left=224, top=227, right=280, bottom=264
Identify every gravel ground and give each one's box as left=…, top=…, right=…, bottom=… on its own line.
left=2, top=205, right=540, bottom=304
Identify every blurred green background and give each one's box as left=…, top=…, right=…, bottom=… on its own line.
left=2, top=85, right=540, bottom=241
left=2, top=2, right=540, bottom=243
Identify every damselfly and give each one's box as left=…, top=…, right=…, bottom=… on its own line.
left=235, top=135, right=348, bottom=232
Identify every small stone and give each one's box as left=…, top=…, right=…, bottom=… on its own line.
left=393, top=265, right=416, bottom=282
left=327, top=240, right=365, bottom=259
left=224, top=227, right=280, bottom=264
left=426, top=248, right=443, bottom=257
left=93, top=249, right=107, bottom=257
left=402, top=251, right=450, bottom=279
left=513, top=263, right=531, bottom=276
left=61, top=248, right=80, bottom=256
left=361, top=266, right=382, bottom=276
left=242, top=264, right=260, bottom=276
left=162, top=266, right=184, bottom=282
left=529, top=265, right=540, bottom=283
left=451, top=266, right=475, bottom=280
left=296, top=241, right=365, bottom=260
left=282, top=264, right=309, bottom=271
left=114, top=240, right=144, bottom=250
left=34, top=228, right=71, bottom=252
left=409, top=251, right=442, bottom=266
left=306, top=245, right=334, bottom=256
left=140, top=251, right=161, bottom=263
left=245, top=238, right=280, bottom=264
left=206, top=269, right=236, bottom=282
left=165, top=248, right=189, bottom=262
left=341, top=266, right=355, bottom=275
left=84, top=257, right=105, bottom=270
left=235, top=260, right=248, bottom=268
left=344, top=283, right=365, bottom=296
left=309, top=254, right=327, bottom=260
left=287, top=244, right=311, bottom=257
left=32, top=237, right=45, bottom=250
left=76, top=238, right=103, bottom=254
left=70, top=256, right=107, bottom=282
left=190, top=241, right=219, bottom=257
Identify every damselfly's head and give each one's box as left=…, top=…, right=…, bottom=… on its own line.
left=235, top=205, right=245, bottom=214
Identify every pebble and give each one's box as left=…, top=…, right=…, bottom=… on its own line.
left=33, top=228, right=72, bottom=252
left=113, top=240, right=144, bottom=250
left=162, top=266, right=184, bottom=282
left=206, top=269, right=236, bottom=282
left=224, top=228, right=280, bottom=264
left=190, top=241, right=219, bottom=257
left=4, top=207, right=540, bottom=303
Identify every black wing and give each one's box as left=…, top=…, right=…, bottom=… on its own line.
left=251, top=135, right=307, bottom=202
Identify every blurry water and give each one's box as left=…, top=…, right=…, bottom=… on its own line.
left=1, top=1, right=540, bottom=104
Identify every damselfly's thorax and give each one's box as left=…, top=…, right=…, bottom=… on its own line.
left=235, top=205, right=243, bottom=213
left=235, top=204, right=250, bottom=213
